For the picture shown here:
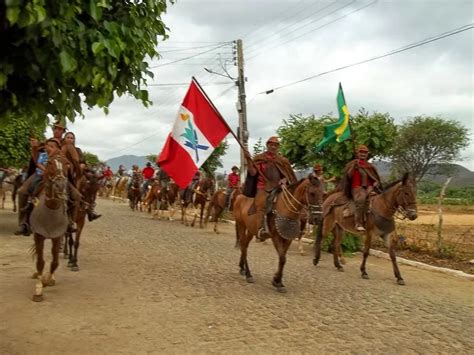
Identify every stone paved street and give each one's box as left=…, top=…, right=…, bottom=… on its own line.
left=1, top=199, right=473, bottom=354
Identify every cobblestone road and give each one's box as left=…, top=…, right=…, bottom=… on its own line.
left=1, top=199, right=473, bottom=354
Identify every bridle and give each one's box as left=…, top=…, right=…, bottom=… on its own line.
left=280, top=179, right=323, bottom=217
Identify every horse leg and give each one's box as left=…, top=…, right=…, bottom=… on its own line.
left=237, top=225, right=254, bottom=283
left=332, top=225, right=344, bottom=272
left=169, top=202, right=175, bottom=221
left=271, top=237, right=292, bottom=293
left=67, top=231, right=74, bottom=267
left=71, top=224, right=84, bottom=272
left=360, top=232, right=372, bottom=279
left=387, top=232, right=405, bottom=285
left=63, top=233, right=70, bottom=259
left=199, top=203, right=205, bottom=228
left=32, top=234, right=45, bottom=302
left=43, top=237, right=61, bottom=287
left=214, top=207, right=223, bottom=234
left=190, top=204, right=198, bottom=227
left=313, top=218, right=330, bottom=266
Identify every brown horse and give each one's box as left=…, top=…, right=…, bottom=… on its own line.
left=0, top=169, right=19, bottom=211
left=233, top=175, right=324, bottom=292
left=29, top=155, right=70, bottom=302
left=205, top=187, right=241, bottom=234
left=180, top=178, right=214, bottom=228
left=111, top=176, right=129, bottom=202
left=313, top=173, right=417, bottom=285
left=144, top=181, right=179, bottom=220
left=64, top=172, right=102, bottom=271
left=128, top=174, right=143, bottom=211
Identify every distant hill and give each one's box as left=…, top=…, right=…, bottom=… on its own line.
left=106, top=155, right=473, bottom=187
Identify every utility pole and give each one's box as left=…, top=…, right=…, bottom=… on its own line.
left=235, top=39, right=248, bottom=178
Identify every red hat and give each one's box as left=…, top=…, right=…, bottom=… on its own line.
left=313, top=164, right=322, bottom=171
left=266, top=136, right=280, bottom=145
left=357, top=144, right=369, bottom=152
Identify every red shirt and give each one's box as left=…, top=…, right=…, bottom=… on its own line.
left=103, top=169, right=113, bottom=179
left=257, top=152, right=276, bottom=189
left=351, top=159, right=375, bottom=189
left=227, top=172, right=240, bottom=188
left=142, top=167, right=155, bottom=180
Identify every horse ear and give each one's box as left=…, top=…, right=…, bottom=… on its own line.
left=402, top=172, right=409, bottom=185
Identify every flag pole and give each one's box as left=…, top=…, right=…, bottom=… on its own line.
left=191, top=76, right=247, bottom=153
left=191, top=76, right=262, bottom=177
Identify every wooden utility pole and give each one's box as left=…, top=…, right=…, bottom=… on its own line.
left=235, top=39, right=248, bottom=178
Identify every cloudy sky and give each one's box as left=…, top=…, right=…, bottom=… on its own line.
left=67, top=0, right=473, bottom=172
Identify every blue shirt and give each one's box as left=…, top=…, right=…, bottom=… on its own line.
left=36, top=151, right=48, bottom=176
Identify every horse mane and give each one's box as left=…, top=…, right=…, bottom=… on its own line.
left=287, top=178, right=307, bottom=192
left=382, top=178, right=402, bottom=191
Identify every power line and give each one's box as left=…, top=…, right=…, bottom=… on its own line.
left=147, top=82, right=229, bottom=87
left=255, top=23, right=474, bottom=95
left=247, top=0, right=376, bottom=61
left=150, top=43, right=232, bottom=68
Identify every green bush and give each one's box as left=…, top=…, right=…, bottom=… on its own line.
left=321, top=232, right=361, bottom=254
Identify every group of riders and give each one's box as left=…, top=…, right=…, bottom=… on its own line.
left=5, top=119, right=381, bottom=242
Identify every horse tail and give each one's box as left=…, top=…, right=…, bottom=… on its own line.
left=204, top=199, right=213, bottom=225
left=29, top=242, right=37, bottom=260
left=315, top=218, right=324, bottom=249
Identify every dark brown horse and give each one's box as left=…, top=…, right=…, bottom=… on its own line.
left=128, top=174, right=143, bottom=211
left=64, top=172, right=102, bottom=271
left=180, top=178, right=214, bottom=228
left=233, top=175, right=324, bottom=292
left=29, top=155, right=70, bottom=302
left=205, top=187, right=241, bottom=234
left=313, top=173, right=417, bottom=285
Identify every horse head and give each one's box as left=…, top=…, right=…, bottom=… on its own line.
left=43, top=156, right=68, bottom=209
left=395, top=172, right=418, bottom=220
left=80, top=171, right=101, bottom=204
left=198, top=178, right=214, bottom=195
left=303, top=175, right=324, bottom=225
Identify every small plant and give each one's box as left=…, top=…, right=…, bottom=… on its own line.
left=321, top=232, right=361, bottom=254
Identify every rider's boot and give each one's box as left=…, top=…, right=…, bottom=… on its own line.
left=354, top=201, right=366, bottom=232
left=87, top=209, right=102, bottom=222
left=257, top=215, right=270, bottom=241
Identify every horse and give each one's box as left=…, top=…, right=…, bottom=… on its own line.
left=0, top=169, right=18, bottom=211
left=180, top=178, right=214, bottom=228
left=111, top=176, right=129, bottom=202
left=313, top=173, right=417, bottom=285
left=63, top=171, right=102, bottom=271
left=29, top=155, right=70, bottom=302
left=233, top=174, right=324, bottom=292
left=205, top=187, right=241, bottom=234
left=128, top=174, right=142, bottom=211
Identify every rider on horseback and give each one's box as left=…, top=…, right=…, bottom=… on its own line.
left=341, top=144, right=382, bottom=232
left=244, top=136, right=297, bottom=241
left=225, top=166, right=240, bottom=209
left=142, top=162, right=155, bottom=195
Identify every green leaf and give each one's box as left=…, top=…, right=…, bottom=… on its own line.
left=90, top=1, right=102, bottom=21
left=6, top=6, right=21, bottom=25
left=92, top=42, right=104, bottom=54
left=0, top=73, right=7, bottom=87
left=59, top=50, right=77, bottom=73
left=34, top=5, right=47, bottom=22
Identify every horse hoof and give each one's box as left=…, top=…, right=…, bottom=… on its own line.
left=31, top=272, right=38, bottom=279
left=312, top=259, right=319, bottom=266
left=361, top=274, right=370, bottom=279
left=397, top=279, right=406, bottom=286
left=239, top=269, right=246, bottom=276
left=337, top=267, right=344, bottom=272
left=67, top=261, right=73, bottom=267
left=46, top=279, right=56, bottom=287
left=71, top=266, right=79, bottom=272
left=32, top=294, right=43, bottom=302
left=246, top=276, right=254, bottom=283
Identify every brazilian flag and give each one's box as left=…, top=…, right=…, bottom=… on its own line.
left=316, top=83, right=351, bottom=151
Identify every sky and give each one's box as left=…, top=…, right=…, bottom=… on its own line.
left=66, top=0, right=474, bottom=173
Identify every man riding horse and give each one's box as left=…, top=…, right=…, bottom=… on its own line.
left=243, top=136, right=297, bottom=241
left=225, top=165, right=241, bottom=210
left=341, top=144, right=382, bottom=231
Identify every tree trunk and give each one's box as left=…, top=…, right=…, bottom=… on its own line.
left=436, top=177, right=452, bottom=255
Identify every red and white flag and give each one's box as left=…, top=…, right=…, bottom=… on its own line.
left=157, top=78, right=230, bottom=188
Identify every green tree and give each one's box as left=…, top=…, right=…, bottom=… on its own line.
left=391, top=116, right=470, bottom=182
left=201, top=140, right=229, bottom=177
left=146, top=154, right=157, bottom=165
left=1, top=1, right=172, bottom=126
left=277, top=109, right=397, bottom=177
left=252, top=137, right=264, bottom=156
left=83, top=151, right=100, bottom=167
left=0, top=115, right=46, bottom=168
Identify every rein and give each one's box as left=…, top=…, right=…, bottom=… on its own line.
left=280, top=181, right=323, bottom=217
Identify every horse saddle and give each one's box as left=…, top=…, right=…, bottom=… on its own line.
left=342, top=201, right=355, bottom=218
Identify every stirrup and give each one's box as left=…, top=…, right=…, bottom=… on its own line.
left=355, top=224, right=366, bottom=232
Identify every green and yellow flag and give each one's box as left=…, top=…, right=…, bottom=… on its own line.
left=316, top=83, right=351, bottom=151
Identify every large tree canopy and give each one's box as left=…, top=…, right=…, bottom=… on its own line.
left=277, top=109, right=397, bottom=177
left=1, top=0, right=171, bottom=125
left=0, top=115, right=46, bottom=168
left=391, top=116, right=469, bottom=182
